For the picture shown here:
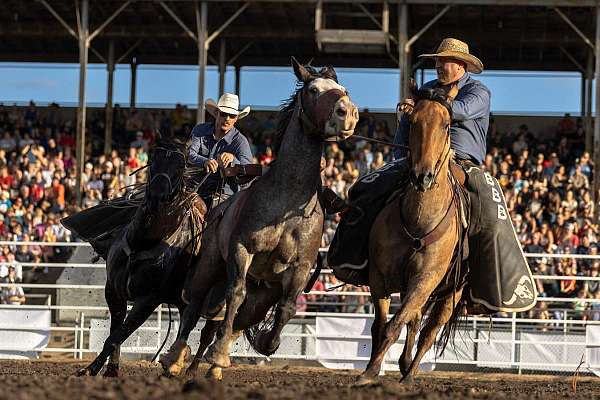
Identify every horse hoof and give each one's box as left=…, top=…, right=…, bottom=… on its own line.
left=355, top=374, right=378, bottom=386
left=160, top=340, right=190, bottom=376
left=102, top=364, right=123, bottom=378
left=185, top=362, right=199, bottom=379
left=75, top=368, right=91, bottom=377
left=205, top=349, right=230, bottom=368
left=205, top=366, right=223, bottom=381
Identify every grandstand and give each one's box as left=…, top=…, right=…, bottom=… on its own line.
left=0, top=0, right=600, bottom=375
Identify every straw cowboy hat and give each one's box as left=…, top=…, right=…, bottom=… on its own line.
left=419, top=38, right=484, bottom=74
left=205, top=93, right=251, bottom=119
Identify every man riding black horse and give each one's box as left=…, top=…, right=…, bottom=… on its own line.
left=328, top=38, right=536, bottom=313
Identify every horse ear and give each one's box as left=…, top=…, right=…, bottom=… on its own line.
left=291, top=56, right=312, bottom=83
left=408, top=78, right=418, bottom=97
left=322, top=66, right=338, bottom=83
left=447, top=84, right=459, bottom=101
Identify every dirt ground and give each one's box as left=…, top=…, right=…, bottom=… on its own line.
left=0, top=360, right=598, bottom=400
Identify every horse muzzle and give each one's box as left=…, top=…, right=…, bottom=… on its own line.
left=410, top=170, right=434, bottom=192
left=310, top=88, right=357, bottom=141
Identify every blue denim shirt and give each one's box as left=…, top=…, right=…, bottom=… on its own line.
left=393, top=73, right=491, bottom=164
left=189, top=122, right=253, bottom=196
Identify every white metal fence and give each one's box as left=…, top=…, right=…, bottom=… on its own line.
left=0, top=240, right=599, bottom=374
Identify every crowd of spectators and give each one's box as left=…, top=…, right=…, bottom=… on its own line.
left=0, top=102, right=598, bottom=321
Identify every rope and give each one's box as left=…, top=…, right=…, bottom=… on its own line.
left=348, top=134, right=410, bottom=150
left=151, top=304, right=172, bottom=363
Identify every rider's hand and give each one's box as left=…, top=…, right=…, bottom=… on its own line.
left=204, top=159, right=219, bottom=173
left=218, top=152, right=235, bottom=167
left=398, top=98, right=415, bottom=114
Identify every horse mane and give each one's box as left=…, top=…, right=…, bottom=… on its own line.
left=414, top=87, right=453, bottom=117
left=271, top=65, right=339, bottom=156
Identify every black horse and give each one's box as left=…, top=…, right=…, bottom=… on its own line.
left=62, top=136, right=207, bottom=377
left=161, top=59, right=359, bottom=380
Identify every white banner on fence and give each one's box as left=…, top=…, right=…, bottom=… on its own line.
left=0, top=309, right=51, bottom=359
left=316, top=316, right=440, bottom=371
left=586, top=325, right=600, bottom=377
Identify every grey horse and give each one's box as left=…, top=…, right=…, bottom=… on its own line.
left=161, top=58, right=358, bottom=379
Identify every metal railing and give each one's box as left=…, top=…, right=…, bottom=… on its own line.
left=0, top=240, right=599, bottom=374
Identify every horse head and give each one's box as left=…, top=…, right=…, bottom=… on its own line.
left=405, top=79, right=458, bottom=192
left=146, top=134, right=189, bottom=213
left=291, top=57, right=359, bottom=141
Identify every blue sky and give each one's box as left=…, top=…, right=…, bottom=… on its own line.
left=0, top=62, right=586, bottom=115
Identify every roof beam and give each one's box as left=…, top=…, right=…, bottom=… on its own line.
left=129, top=0, right=597, bottom=6
left=88, top=1, right=131, bottom=43
left=553, top=7, right=595, bottom=54
left=206, top=2, right=251, bottom=46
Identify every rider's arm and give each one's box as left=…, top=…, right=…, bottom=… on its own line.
left=188, top=129, right=209, bottom=167
left=232, top=135, right=253, bottom=165
left=451, top=84, right=491, bottom=122
left=392, top=113, right=410, bottom=160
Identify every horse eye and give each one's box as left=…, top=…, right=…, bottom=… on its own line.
left=309, top=87, right=318, bottom=94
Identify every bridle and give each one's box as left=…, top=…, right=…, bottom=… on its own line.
left=408, top=88, right=454, bottom=189
left=147, top=145, right=187, bottom=202
left=297, top=85, right=346, bottom=137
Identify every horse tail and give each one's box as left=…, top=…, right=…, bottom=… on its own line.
left=437, top=295, right=467, bottom=357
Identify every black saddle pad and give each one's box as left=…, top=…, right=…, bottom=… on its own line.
left=327, top=159, right=409, bottom=286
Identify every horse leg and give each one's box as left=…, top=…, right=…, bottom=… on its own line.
left=102, top=285, right=127, bottom=378
left=200, top=281, right=282, bottom=380
left=401, top=287, right=463, bottom=383
left=161, top=249, right=224, bottom=376
left=186, top=319, right=220, bottom=377
left=356, top=297, right=390, bottom=385
left=206, top=243, right=254, bottom=373
left=76, top=296, right=159, bottom=376
left=252, top=264, right=309, bottom=356
left=359, top=285, right=433, bottom=384
left=399, top=312, right=424, bottom=377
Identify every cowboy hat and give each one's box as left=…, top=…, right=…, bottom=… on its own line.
left=205, top=93, right=251, bottom=119
left=419, top=38, right=484, bottom=74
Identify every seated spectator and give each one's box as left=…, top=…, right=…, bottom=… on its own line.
left=1, top=265, right=25, bottom=305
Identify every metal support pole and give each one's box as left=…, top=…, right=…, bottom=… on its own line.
left=398, top=2, right=408, bottom=101
left=196, top=1, right=208, bottom=123
left=75, top=0, right=89, bottom=205
left=130, top=58, right=137, bottom=110
left=235, top=65, right=241, bottom=97
left=582, top=72, right=587, bottom=117
left=219, top=39, right=226, bottom=96
left=593, top=5, right=600, bottom=220
left=105, top=40, right=115, bottom=155
left=586, top=50, right=593, bottom=153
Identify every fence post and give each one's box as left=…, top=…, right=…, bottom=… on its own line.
left=511, top=312, right=517, bottom=368
left=157, top=304, right=162, bottom=355
left=79, top=312, right=85, bottom=360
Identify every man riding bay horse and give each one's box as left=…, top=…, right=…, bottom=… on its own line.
left=329, top=38, right=536, bottom=314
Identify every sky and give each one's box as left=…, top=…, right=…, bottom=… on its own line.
left=0, top=62, right=587, bottom=116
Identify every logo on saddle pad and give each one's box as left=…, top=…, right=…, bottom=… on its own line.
left=503, top=275, right=534, bottom=306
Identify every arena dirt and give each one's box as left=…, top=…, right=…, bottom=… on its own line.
left=0, top=360, right=598, bottom=400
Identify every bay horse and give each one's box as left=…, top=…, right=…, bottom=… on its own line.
left=358, top=82, right=468, bottom=384
left=161, top=58, right=358, bottom=380
left=63, top=137, right=206, bottom=377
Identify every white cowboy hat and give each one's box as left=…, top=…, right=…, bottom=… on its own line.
left=419, top=38, right=484, bottom=74
left=205, top=93, right=251, bottom=119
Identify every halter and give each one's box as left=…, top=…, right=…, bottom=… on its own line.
left=297, top=87, right=346, bottom=137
